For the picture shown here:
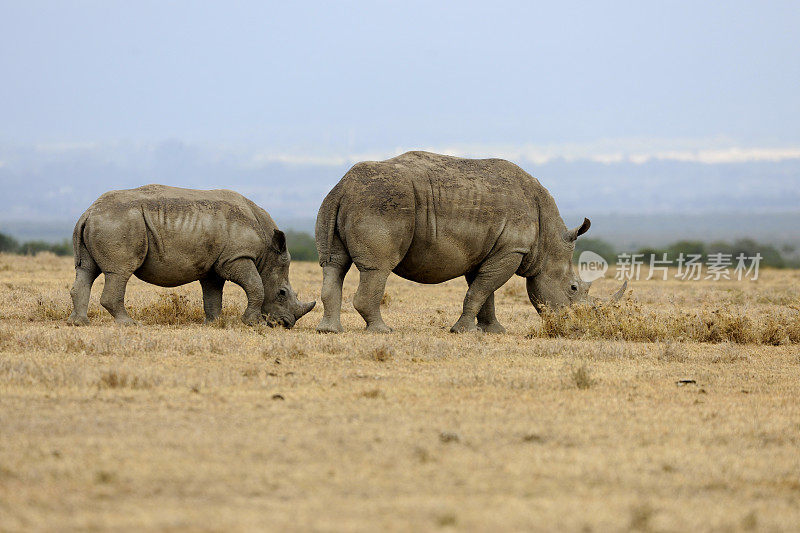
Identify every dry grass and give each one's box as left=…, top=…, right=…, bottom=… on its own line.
left=97, top=369, right=158, bottom=389
left=1, top=253, right=799, bottom=531
left=570, top=363, right=595, bottom=389
left=535, top=299, right=800, bottom=345
left=368, top=344, right=394, bottom=362
left=134, top=292, right=205, bottom=325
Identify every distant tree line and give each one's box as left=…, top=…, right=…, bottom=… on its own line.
left=575, top=238, right=799, bottom=269
left=0, top=232, right=72, bottom=256
left=283, top=230, right=318, bottom=262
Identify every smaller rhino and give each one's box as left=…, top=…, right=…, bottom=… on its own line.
left=68, top=185, right=315, bottom=327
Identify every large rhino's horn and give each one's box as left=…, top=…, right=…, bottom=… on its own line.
left=590, top=280, right=627, bottom=305
left=608, top=280, right=627, bottom=303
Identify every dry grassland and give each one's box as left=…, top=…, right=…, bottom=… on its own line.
left=1, top=253, right=799, bottom=531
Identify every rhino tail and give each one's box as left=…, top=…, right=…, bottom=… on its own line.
left=315, top=187, right=342, bottom=266
left=72, top=210, right=90, bottom=268
left=141, top=206, right=165, bottom=259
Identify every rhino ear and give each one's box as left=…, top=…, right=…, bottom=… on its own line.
left=564, top=217, right=591, bottom=242
left=272, top=229, right=287, bottom=254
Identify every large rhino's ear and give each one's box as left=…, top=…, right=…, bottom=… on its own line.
left=564, top=217, right=591, bottom=242
left=272, top=229, right=287, bottom=254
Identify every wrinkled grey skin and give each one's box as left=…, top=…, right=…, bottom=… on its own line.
left=68, top=185, right=315, bottom=327
left=315, top=151, right=624, bottom=334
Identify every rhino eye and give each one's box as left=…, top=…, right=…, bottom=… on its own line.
left=278, top=289, right=287, bottom=298
left=570, top=284, right=578, bottom=292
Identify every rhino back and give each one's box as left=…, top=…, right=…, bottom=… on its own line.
left=87, top=185, right=269, bottom=286
left=335, top=152, right=544, bottom=283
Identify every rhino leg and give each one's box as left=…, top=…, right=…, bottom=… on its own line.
left=465, top=272, right=506, bottom=333
left=68, top=262, right=100, bottom=326
left=81, top=210, right=147, bottom=325
left=477, top=293, right=505, bottom=333
left=217, top=258, right=264, bottom=325
left=353, top=268, right=391, bottom=333
left=451, top=253, right=521, bottom=333
left=200, top=273, right=225, bottom=324
left=317, top=261, right=351, bottom=333
left=100, top=272, right=137, bottom=326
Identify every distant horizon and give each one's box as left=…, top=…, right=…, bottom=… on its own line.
left=3, top=139, right=799, bottom=224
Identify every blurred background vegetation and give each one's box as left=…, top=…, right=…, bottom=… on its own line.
left=2, top=230, right=798, bottom=268
left=575, top=237, right=798, bottom=268
left=284, top=230, right=318, bottom=262
left=0, top=232, right=72, bottom=257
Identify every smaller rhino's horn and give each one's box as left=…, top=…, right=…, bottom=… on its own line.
left=296, top=300, right=316, bottom=319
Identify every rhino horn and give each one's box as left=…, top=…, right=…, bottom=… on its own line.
left=296, top=300, right=316, bottom=319
left=590, top=280, right=627, bottom=305
left=609, top=280, right=627, bottom=302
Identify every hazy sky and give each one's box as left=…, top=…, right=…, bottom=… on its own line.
left=1, top=1, right=799, bottom=159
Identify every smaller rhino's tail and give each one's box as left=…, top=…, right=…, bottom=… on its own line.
left=315, top=184, right=343, bottom=266
left=72, top=210, right=90, bottom=268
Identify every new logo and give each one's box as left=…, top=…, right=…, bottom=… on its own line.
left=578, top=251, right=608, bottom=282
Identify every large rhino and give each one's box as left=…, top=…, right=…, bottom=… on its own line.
left=68, top=185, right=315, bottom=327
left=315, top=151, right=625, bottom=333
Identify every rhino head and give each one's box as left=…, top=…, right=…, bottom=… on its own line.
left=260, top=229, right=316, bottom=328
left=526, top=217, right=626, bottom=313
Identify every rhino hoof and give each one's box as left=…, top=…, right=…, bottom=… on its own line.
left=365, top=323, right=392, bottom=334
left=450, top=322, right=479, bottom=334
left=67, top=314, right=89, bottom=326
left=316, top=320, right=343, bottom=334
left=115, top=316, right=137, bottom=327
left=478, top=322, right=506, bottom=334
left=240, top=313, right=264, bottom=326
